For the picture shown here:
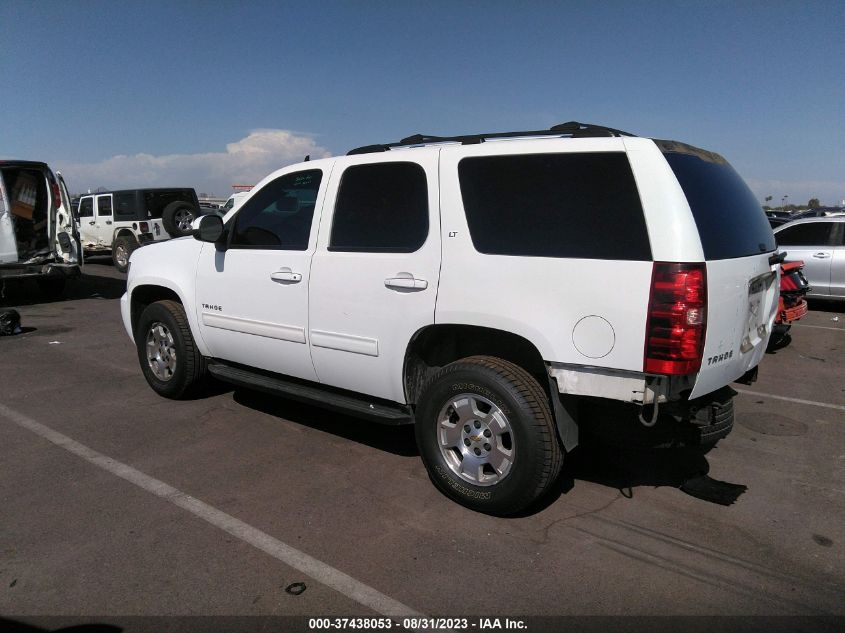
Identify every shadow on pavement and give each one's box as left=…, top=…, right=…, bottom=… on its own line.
left=0, top=618, right=121, bottom=633
left=231, top=387, right=747, bottom=513
left=232, top=388, right=420, bottom=457
left=0, top=272, right=126, bottom=308
left=808, top=297, right=845, bottom=313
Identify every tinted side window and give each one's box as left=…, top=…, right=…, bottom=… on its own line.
left=776, top=222, right=835, bottom=247
left=78, top=198, right=93, bottom=217
left=329, top=162, right=428, bottom=253
left=658, top=142, right=776, bottom=259
left=458, top=153, right=651, bottom=260
left=114, top=193, right=136, bottom=219
left=230, top=170, right=322, bottom=250
left=97, top=195, right=112, bottom=216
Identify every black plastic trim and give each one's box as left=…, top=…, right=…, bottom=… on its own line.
left=347, top=121, right=636, bottom=155
left=207, top=361, right=413, bottom=425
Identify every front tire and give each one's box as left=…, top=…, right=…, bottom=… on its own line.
left=415, top=356, right=563, bottom=515
left=136, top=300, right=207, bottom=399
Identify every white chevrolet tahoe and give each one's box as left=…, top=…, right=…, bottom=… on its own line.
left=121, top=122, right=779, bottom=515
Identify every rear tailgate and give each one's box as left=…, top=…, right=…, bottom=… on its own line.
left=655, top=140, right=778, bottom=399
left=0, top=170, right=18, bottom=264
left=692, top=254, right=778, bottom=398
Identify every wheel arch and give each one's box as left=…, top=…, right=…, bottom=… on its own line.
left=130, top=284, right=182, bottom=334
left=403, top=324, right=549, bottom=404
left=404, top=324, right=579, bottom=452
left=114, top=228, right=137, bottom=242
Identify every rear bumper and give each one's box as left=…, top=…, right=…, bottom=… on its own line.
left=0, top=262, right=81, bottom=280
left=780, top=299, right=808, bottom=324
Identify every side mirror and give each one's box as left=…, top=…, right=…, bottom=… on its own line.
left=193, top=214, right=224, bottom=244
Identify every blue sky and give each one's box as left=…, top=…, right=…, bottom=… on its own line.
left=1, top=0, right=843, bottom=203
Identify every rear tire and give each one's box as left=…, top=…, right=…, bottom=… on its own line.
left=136, top=300, right=207, bottom=399
left=112, top=235, right=138, bottom=273
left=162, top=201, right=198, bottom=238
left=415, top=356, right=563, bottom=515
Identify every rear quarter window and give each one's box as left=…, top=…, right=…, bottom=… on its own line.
left=657, top=141, right=776, bottom=259
left=458, top=153, right=651, bottom=260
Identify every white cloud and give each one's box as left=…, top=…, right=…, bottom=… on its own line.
left=746, top=178, right=845, bottom=207
left=58, top=129, right=332, bottom=197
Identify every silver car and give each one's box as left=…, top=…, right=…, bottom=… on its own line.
left=774, top=216, right=845, bottom=299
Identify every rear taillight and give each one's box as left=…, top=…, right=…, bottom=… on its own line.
left=48, top=173, right=61, bottom=210
left=643, top=262, right=707, bottom=375
left=139, top=222, right=150, bottom=233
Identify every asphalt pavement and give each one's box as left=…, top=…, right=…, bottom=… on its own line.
left=1, top=261, right=843, bottom=631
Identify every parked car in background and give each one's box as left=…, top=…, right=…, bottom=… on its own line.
left=219, top=191, right=250, bottom=214
left=774, top=217, right=845, bottom=300
left=0, top=160, right=81, bottom=297
left=77, top=188, right=202, bottom=272
left=769, top=258, right=810, bottom=348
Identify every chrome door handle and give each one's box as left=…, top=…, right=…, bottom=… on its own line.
left=813, top=252, right=831, bottom=259
left=270, top=269, right=302, bottom=283
left=385, top=274, right=428, bottom=290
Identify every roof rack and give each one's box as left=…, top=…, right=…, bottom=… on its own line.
left=347, top=121, right=635, bottom=155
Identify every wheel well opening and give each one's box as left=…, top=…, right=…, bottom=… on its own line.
left=404, top=325, right=548, bottom=404
left=130, top=285, right=181, bottom=336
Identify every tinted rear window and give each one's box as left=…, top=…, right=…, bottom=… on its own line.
left=658, top=141, right=775, bottom=259
left=114, top=192, right=137, bottom=218
left=458, top=153, right=651, bottom=260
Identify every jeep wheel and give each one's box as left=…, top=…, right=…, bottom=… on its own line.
left=136, top=300, right=207, bottom=399
left=112, top=235, right=138, bottom=273
left=162, top=201, right=198, bottom=238
left=415, top=356, right=563, bottom=515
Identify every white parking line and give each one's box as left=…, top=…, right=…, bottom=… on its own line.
left=0, top=402, right=422, bottom=619
left=791, top=323, right=844, bottom=332
left=735, top=389, right=845, bottom=412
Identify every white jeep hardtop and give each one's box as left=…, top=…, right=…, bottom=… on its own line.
left=121, top=122, right=779, bottom=514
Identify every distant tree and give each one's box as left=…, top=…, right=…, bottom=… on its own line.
left=808, top=198, right=820, bottom=208
left=765, top=195, right=773, bottom=203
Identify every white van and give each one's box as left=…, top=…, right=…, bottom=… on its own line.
left=0, top=160, right=81, bottom=297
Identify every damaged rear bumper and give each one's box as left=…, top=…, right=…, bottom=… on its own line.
left=0, top=261, right=81, bottom=280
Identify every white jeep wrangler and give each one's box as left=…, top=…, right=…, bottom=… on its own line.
left=121, top=122, right=779, bottom=515
left=78, top=188, right=201, bottom=272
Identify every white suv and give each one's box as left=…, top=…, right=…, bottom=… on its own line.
left=121, top=122, right=779, bottom=514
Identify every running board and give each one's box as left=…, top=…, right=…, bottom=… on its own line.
left=207, top=362, right=413, bottom=425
